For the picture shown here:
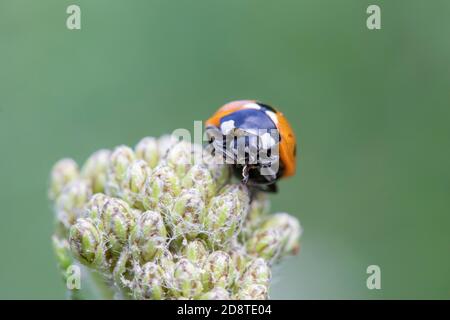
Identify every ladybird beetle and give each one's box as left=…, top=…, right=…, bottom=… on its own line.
left=205, top=100, right=297, bottom=192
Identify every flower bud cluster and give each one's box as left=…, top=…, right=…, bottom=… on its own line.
left=49, top=135, right=302, bottom=300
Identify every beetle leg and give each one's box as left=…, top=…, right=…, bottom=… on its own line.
left=242, top=165, right=249, bottom=184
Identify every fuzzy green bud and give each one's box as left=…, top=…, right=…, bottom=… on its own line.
left=202, top=251, right=236, bottom=290
left=52, top=235, right=73, bottom=272
left=55, top=180, right=92, bottom=229
left=133, top=262, right=165, bottom=300
left=81, top=149, right=110, bottom=194
left=129, top=211, right=167, bottom=263
left=199, top=287, right=230, bottom=300
left=201, top=151, right=231, bottom=189
left=157, top=134, right=178, bottom=158
left=166, top=141, right=202, bottom=178
left=122, top=160, right=151, bottom=209
left=106, top=145, right=136, bottom=196
left=135, top=137, right=160, bottom=169
left=101, top=198, right=135, bottom=255
left=234, top=284, right=268, bottom=300
left=155, top=248, right=175, bottom=285
left=113, top=248, right=131, bottom=289
left=171, top=258, right=204, bottom=298
left=142, top=165, right=180, bottom=211
left=202, top=184, right=250, bottom=248
left=182, top=164, right=217, bottom=201
left=49, top=158, right=79, bottom=201
left=84, top=193, right=108, bottom=220
left=228, top=242, right=250, bottom=275
left=246, top=228, right=283, bottom=262
left=260, top=213, right=302, bottom=256
left=248, top=192, right=270, bottom=226
left=69, top=218, right=106, bottom=268
left=241, top=258, right=271, bottom=287
left=241, top=192, right=270, bottom=241
left=169, top=189, right=205, bottom=239
left=181, top=239, right=208, bottom=264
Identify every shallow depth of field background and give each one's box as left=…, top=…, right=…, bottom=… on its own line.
left=1, top=0, right=449, bottom=299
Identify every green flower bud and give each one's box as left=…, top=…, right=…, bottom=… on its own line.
left=122, top=160, right=151, bottom=209
left=155, top=248, right=175, bottom=285
left=131, top=208, right=144, bottom=220
left=169, top=189, right=205, bottom=239
left=246, top=228, right=283, bottom=262
left=55, top=180, right=92, bottom=229
left=69, top=218, right=107, bottom=268
left=241, top=192, right=270, bottom=241
left=125, top=160, right=151, bottom=193
left=135, top=137, right=160, bottom=169
left=171, top=258, right=204, bottom=298
left=157, top=134, right=178, bottom=158
left=84, top=193, right=109, bottom=220
left=234, top=284, right=268, bottom=300
left=228, top=242, right=250, bottom=275
left=181, top=239, right=208, bottom=263
left=182, top=164, right=217, bottom=201
left=248, top=192, right=270, bottom=226
left=133, top=262, right=165, bottom=300
left=202, top=184, right=250, bottom=248
left=129, top=211, right=167, bottom=263
left=260, top=213, right=302, bottom=256
left=49, top=158, right=79, bottom=200
left=241, top=258, right=271, bottom=287
left=202, top=251, right=236, bottom=290
left=166, top=141, right=201, bottom=178
left=106, top=145, right=136, bottom=197
left=81, top=149, right=111, bottom=193
left=201, top=151, right=231, bottom=189
left=142, top=165, right=180, bottom=211
left=52, top=235, right=73, bottom=272
left=113, top=248, right=132, bottom=289
left=199, top=287, right=230, bottom=300
left=101, top=198, right=135, bottom=255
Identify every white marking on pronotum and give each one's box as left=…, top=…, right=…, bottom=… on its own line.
left=244, top=103, right=261, bottom=110
left=220, top=120, right=235, bottom=135
left=265, top=110, right=279, bottom=125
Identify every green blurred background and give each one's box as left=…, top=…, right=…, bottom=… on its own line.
left=1, top=0, right=449, bottom=299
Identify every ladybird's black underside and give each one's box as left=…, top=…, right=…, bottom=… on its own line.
left=232, top=163, right=283, bottom=193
